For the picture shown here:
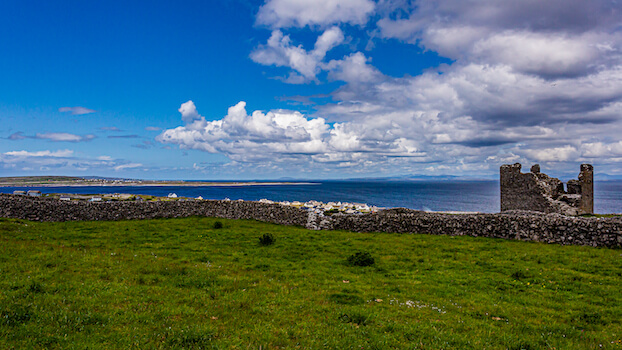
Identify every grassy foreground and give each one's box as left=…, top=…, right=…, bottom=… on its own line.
left=1, top=217, right=621, bottom=349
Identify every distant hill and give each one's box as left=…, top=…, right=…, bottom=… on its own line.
left=333, top=174, right=498, bottom=182
left=595, top=174, right=622, bottom=181
left=0, top=176, right=84, bottom=185
left=0, top=176, right=143, bottom=186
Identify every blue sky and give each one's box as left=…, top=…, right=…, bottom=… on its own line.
left=1, top=0, right=622, bottom=180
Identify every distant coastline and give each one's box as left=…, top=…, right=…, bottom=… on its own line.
left=0, top=175, right=318, bottom=188
left=0, top=181, right=318, bottom=188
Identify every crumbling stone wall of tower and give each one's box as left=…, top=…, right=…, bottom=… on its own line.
left=500, top=163, right=594, bottom=216
left=579, top=164, right=594, bottom=215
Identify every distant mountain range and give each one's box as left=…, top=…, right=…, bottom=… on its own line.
left=594, top=174, right=622, bottom=181
left=282, top=173, right=622, bottom=182
left=274, top=174, right=498, bottom=182
left=344, top=174, right=498, bottom=181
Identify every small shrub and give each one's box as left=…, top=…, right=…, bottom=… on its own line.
left=510, top=270, right=528, bottom=280
left=404, top=332, right=418, bottom=341
left=213, top=221, right=223, bottom=229
left=259, top=233, right=275, bottom=246
left=27, top=281, right=45, bottom=294
left=338, top=312, right=369, bottom=326
left=255, top=263, right=270, bottom=271
left=575, top=310, right=605, bottom=326
left=347, top=251, right=375, bottom=267
left=329, top=293, right=364, bottom=305
left=2, top=305, right=33, bottom=326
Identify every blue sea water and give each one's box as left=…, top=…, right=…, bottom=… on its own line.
left=2, top=180, right=622, bottom=214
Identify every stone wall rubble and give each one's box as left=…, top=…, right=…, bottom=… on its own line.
left=1, top=194, right=620, bottom=248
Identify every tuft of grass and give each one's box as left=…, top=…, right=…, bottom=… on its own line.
left=339, top=312, right=370, bottom=326
left=347, top=251, right=375, bottom=266
left=510, top=270, right=529, bottom=280
left=258, top=232, right=276, bottom=246
left=1, top=305, right=33, bottom=327
left=329, top=293, right=365, bottom=305
left=27, top=281, right=45, bottom=294
left=213, top=221, right=223, bottom=229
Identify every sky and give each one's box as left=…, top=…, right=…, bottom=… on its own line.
left=1, top=0, right=622, bottom=180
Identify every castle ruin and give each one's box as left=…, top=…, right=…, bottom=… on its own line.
left=500, top=163, right=593, bottom=216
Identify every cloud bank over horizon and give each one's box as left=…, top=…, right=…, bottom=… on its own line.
left=158, top=0, right=622, bottom=177
left=0, top=149, right=145, bottom=174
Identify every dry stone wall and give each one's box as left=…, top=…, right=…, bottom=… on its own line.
left=314, top=209, right=621, bottom=248
left=0, top=194, right=308, bottom=227
left=1, top=194, right=621, bottom=248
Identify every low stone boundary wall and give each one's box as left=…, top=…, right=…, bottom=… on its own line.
left=316, top=208, right=622, bottom=248
left=0, top=194, right=308, bottom=227
left=1, top=195, right=621, bottom=248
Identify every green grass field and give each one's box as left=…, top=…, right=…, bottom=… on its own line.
left=1, top=217, right=621, bottom=349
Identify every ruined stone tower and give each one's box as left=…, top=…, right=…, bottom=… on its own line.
left=500, top=163, right=594, bottom=216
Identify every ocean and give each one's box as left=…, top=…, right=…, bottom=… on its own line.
left=2, top=180, right=622, bottom=214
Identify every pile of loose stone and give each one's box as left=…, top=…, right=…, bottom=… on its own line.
left=259, top=198, right=379, bottom=214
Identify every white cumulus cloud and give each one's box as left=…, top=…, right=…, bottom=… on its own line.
left=114, top=163, right=144, bottom=171
left=522, top=145, right=580, bottom=162
left=251, top=27, right=345, bottom=82
left=157, top=100, right=427, bottom=164
left=35, top=132, right=96, bottom=142
left=256, top=0, right=375, bottom=28
left=4, top=149, right=74, bottom=158
left=58, top=106, right=96, bottom=115
left=325, top=52, right=384, bottom=84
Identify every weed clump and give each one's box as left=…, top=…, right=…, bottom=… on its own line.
left=510, top=270, right=529, bottom=280
left=347, top=251, right=375, bottom=267
left=329, top=293, right=364, bottom=305
left=339, top=312, right=369, bottom=326
left=213, top=221, right=223, bottom=229
left=1, top=305, right=32, bottom=326
left=574, top=310, right=605, bottom=327
left=259, top=233, right=276, bottom=246
left=27, top=281, right=45, bottom=294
